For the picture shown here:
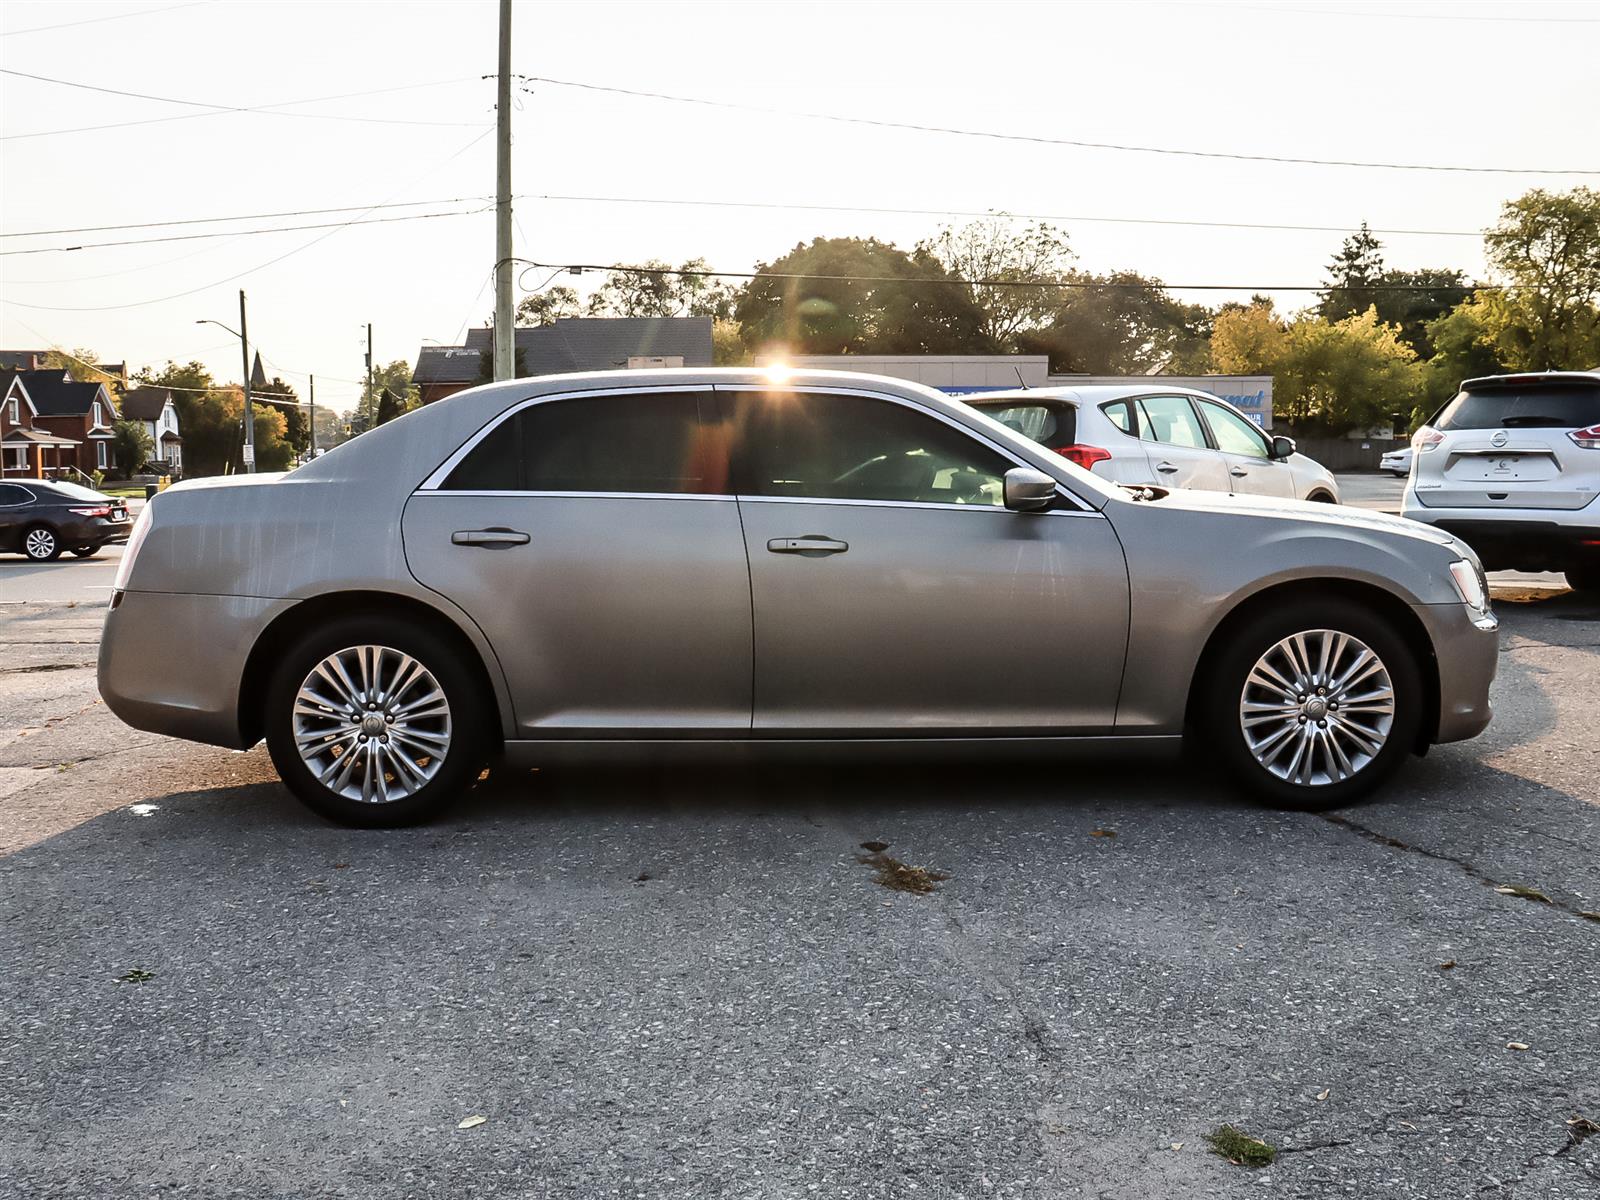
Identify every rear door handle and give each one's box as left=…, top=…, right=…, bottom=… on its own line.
left=1155, top=461, right=1179, bottom=474
left=767, top=536, right=849, bottom=555
left=1230, top=467, right=1249, bottom=477
left=452, top=527, right=530, bottom=548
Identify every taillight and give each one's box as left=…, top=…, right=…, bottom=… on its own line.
left=1053, top=444, right=1113, bottom=471
left=1412, top=426, right=1445, bottom=452
left=1568, top=424, right=1600, bottom=449
left=68, top=506, right=112, bottom=517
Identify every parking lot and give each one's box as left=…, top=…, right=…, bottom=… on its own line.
left=2, top=477, right=1597, bottom=1199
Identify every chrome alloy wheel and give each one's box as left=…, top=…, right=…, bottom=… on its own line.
left=292, top=645, right=452, bottom=803
left=24, top=528, right=56, bottom=559
left=1238, top=629, right=1396, bottom=787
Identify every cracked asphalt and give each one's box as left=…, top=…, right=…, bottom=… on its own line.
left=1, top=582, right=1597, bottom=1199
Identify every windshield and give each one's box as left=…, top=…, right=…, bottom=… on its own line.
left=1434, top=382, right=1600, bottom=430
left=971, top=402, right=1076, bottom=446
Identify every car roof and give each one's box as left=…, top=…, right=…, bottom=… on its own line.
left=964, top=384, right=1223, bottom=407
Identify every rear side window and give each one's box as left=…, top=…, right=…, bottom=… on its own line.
left=1434, top=383, right=1600, bottom=430
left=443, top=391, right=725, bottom=494
left=0, top=484, right=32, bottom=506
left=976, top=403, right=1075, bottom=447
left=1135, top=395, right=1209, bottom=448
left=1101, top=400, right=1135, bottom=436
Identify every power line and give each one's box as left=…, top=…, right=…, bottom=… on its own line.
left=1191, top=2, right=1600, bottom=23
left=2, top=194, right=491, bottom=239
left=520, top=192, right=1484, bottom=239
left=0, top=0, right=210, bottom=37
left=0, top=128, right=494, bottom=312
left=0, top=69, right=488, bottom=137
left=518, top=75, right=1599, bottom=177
left=513, top=258, right=1487, bottom=294
left=0, top=204, right=491, bottom=256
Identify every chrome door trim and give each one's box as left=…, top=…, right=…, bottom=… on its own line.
left=714, top=383, right=1100, bottom=513
left=733, top=493, right=1104, bottom=518
left=416, top=384, right=720, bottom=493
left=412, top=489, right=736, bottom=503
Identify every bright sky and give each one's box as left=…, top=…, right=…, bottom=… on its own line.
left=2, top=0, right=1597, bottom=412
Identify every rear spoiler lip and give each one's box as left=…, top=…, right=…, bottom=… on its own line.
left=1460, top=371, right=1600, bottom=389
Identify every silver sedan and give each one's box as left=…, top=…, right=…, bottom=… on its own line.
left=98, top=369, right=1498, bottom=826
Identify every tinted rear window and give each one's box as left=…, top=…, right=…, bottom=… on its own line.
left=972, top=403, right=1075, bottom=447
left=1434, top=383, right=1600, bottom=430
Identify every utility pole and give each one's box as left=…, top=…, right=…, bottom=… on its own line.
left=365, top=323, right=374, bottom=429
left=239, top=289, right=255, bottom=474
left=493, top=0, right=514, bottom=381
left=308, top=374, right=317, bottom=459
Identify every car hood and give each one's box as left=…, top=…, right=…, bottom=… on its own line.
left=1129, top=486, right=1459, bottom=547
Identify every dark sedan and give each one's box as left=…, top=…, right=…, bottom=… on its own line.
left=0, top=480, right=132, bottom=561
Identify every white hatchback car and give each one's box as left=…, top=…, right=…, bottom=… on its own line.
left=966, top=386, right=1340, bottom=502
left=1403, top=371, right=1600, bottom=595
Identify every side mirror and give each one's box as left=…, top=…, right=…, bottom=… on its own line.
left=1270, top=435, right=1296, bottom=461
left=1003, top=466, right=1056, bottom=512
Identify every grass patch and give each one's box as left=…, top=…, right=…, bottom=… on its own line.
left=1204, top=1125, right=1276, bottom=1168
left=116, top=968, right=155, bottom=984
left=98, top=485, right=147, bottom=497
left=857, top=850, right=948, bottom=895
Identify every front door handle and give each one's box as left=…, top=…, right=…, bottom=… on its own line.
left=452, top=527, right=530, bottom=548
left=767, top=536, right=849, bottom=555
left=1230, top=467, right=1249, bottom=478
left=1155, top=461, right=1179, bottom=474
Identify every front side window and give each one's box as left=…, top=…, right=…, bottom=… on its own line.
left=1200, top=400, right=1269, bottom=458
left=442, top=391, right=722, bottom=494
left=1135, top=395, right=1209, bottom=449
left=732, top=392, right=1012, bottom=506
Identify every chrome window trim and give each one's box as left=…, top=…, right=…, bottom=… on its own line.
left=732, top=494, right=1102, bottom=518
left=411, top=489, right=734, bottom=503
left=416, top=381, right=1099, bottom=513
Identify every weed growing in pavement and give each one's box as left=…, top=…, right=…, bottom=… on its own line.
left=1205, top=1125, right=1276, bottom=1168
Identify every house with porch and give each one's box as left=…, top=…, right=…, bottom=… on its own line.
left=0, top=368, right=118, bottom=479
left=118, top=386, right=183, bottom=475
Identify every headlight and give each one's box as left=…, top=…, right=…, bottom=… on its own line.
left=1447, top=558, right=1489, bottom=612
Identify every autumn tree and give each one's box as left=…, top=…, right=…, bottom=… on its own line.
left=1473, top=186, right=1600, bottom=370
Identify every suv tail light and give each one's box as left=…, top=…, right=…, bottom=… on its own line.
left=1567, top=423, right=1600, bottom=449
left=1412, top=426, right=1445, bottom=452
left=1054, top=444, right=1112, bottom=471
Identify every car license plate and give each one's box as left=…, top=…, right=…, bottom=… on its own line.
left=111, top=507, right=128, bottom=522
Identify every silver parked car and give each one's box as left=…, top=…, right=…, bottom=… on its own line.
left=1403, top=371, right=1600, bottom=596
left=99, top=370, right=1497, bottom=827
left=965, top=386, right=1340, bottom=502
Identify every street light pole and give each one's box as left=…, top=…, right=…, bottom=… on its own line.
left=493, top=0, right=514, bottom=382
left=238, top=289, right=255, bottom=473
left=309, top=374, right=317, bottom=459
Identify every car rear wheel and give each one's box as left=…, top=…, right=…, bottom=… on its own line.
left=265, top=615, right=489, bottom=827
left=22, top=525, right=61, bottom=561
left=1201, top=599, right=1422, bottom=809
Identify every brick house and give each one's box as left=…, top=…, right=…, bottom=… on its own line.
left=0, top=368, right=118, bottom=479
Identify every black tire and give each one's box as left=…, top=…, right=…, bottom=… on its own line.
left=1565, top=561, right=1600, bottom=598
left=22, top=524, right=61, bottom=561
left=71, top=544, right=101, bottom=558
left=264, top=614, right=490, bottom=827
left=1197, top=598, right=1423, bottom=810
left=1307, top=491, right=1338, bottom=504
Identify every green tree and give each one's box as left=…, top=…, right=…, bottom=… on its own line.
left=1317, top=223, right=1386, bottom=321
left=917, top=215, right=1075, bottom=347
left=516, top=285, right=582, bottom=326
left=136, top=362, right=231, bottom=476
left=712, top=318, right=750, bottom=365
left=1418, top=301, right=1507, bottom=415
left=583, top=259, right=740, bottom=320
left=1019, top=272, right=1212, bottom=374
left=1475, top=186, right=1600, bottom=370
left=734, top=237, right=991, bottom=356
left=375, top=388, right=404, bottom=426
left=355, top=360, right=418, bottom=429
left=255, top=376, right=307, bottom=457
left=110, top=419, right=154, bottom=474
left=1317, top=227, right=1470, bottom=357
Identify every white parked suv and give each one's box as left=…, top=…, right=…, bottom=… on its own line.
left=965, top=386, right=1340, bottom=502
left=1403, top=371, right=1600, bottom=596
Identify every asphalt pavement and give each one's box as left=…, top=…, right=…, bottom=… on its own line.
left=1, top=478, right=1596, bottom=1199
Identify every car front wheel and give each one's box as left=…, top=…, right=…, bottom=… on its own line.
left=1201, top=599, right=1422, bottom=809
left=1565, top=561, right=1600, bottom=597
left=265, top=615, right=488, bottom=827
left=23, top=525, right=61, bottom=561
